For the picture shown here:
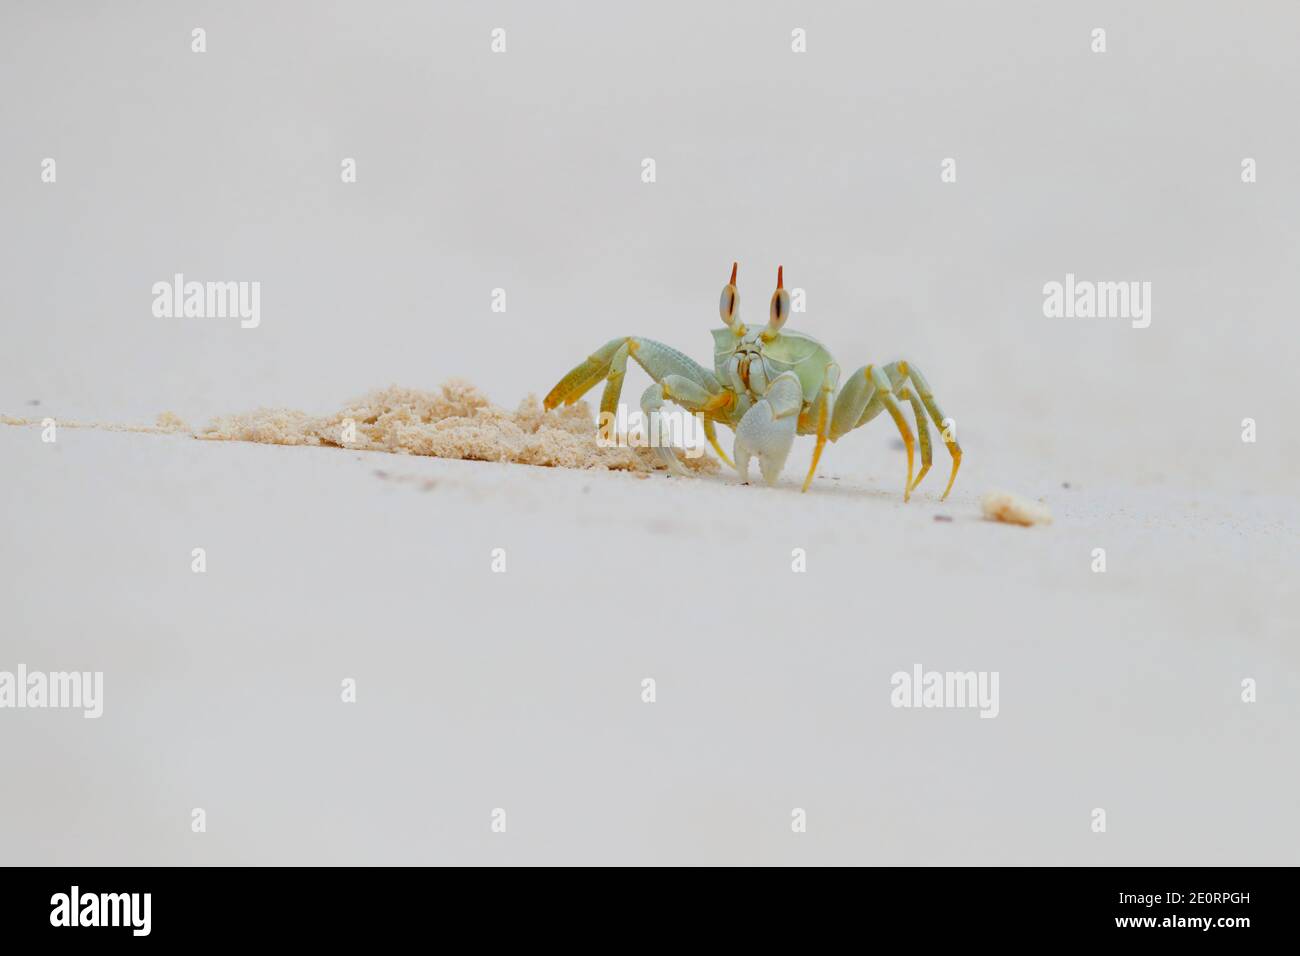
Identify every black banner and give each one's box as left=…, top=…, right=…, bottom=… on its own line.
left=0, top=866, right=1279, bottom=942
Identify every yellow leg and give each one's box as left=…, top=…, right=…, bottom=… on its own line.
left=829, top=361, right=957, bottom=502
left=869, top=366, right=915, bottom=502
left=703, top=419, right=733, bottom=469
left=800, top=362, right=839, bottom=492
left=941, top=447, right=962, bottom=501
left=897, top=386, right=932, bottom=493
left=883, top=399, right=915, bottom=502
left=895, top=361, right=962, bottom=501
left=544, top=338, right=627, bottom=410
left=800, top=398, right=829, bottom=492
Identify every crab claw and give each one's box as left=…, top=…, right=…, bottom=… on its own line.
left=734, top=373, right=803, bottom=486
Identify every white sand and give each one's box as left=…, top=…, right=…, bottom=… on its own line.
left=3, top=0, right=1298, bottom=867
left=2, top=403, right=1296, bottom=865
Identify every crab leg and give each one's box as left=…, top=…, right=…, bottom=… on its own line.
left=895, top=386, right=932, bottom=492
left=639, top=383, right=689, bottom=474
left=887, top=360, right=962, bottom=500
left=545, top=336, right=742, bottom=468
left=648, top=374, right=742, bottom=473
left=544, top=337, right=627, bottom=410
left=703, top=419, right=734, bottom=468
left=545, top=337, right=722, bottom=412
left=831, top=360, right=961, bottom=501
left=597, top=340, right=632, bottom=419
left=828, top=365, right=875, bottom=440
left=799, top=361, right=840, bottom=492
left=830, top=364, right=916, bottom=501
left=634, top=374, right=719, bottom=474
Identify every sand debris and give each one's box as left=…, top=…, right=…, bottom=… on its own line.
left=2, top=382, right=716, bottom=475
left=981, top=490, right=1053, bottom=527
left=0, top=412, right=190, bottom=434
left=195, top=380, right=716, bottom=475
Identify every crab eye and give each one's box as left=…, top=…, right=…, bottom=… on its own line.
left=767, top=265, right=790, bottom=334
left=719, top=286, right=738, bottom=325
left=719, top=261, right=739, bottom=326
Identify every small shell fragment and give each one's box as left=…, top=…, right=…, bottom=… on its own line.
left=981, top=490, right=1052, bottom=527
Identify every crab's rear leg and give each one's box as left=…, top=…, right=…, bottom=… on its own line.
left=830, top=361, right=961, bottom=501
left=899, top=361, right=961, bottom=502
left=895, top=385, right=933, bottom=492
left=830, top=364, right=916, bottom=501
left=887, top=361, right=961, bottom=500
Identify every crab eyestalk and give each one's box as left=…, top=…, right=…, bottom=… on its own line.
left=763, top=265, right=790, bottom=340
left=719, top=261, right=739, bottom=328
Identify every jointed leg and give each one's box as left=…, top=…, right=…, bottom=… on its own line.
left=829, top=364, right=916, bottom=501
left=545, top=336, right=722, bottom=413
left=896, top=386, right=932, bottom=492
left=545, top=337, right=626, bottom=411
left=641, top=373, right=729, bottom=475
left=546, top=336, right=740, bottom=469
left=873, top=368, right=916, bottom=501
left=828, top=365, right=877, bottom=440
left=890, top=361, right=962, bottom=500
left=703, top=418, right=733, bottom=469
left=600, top=340, right=632, bottom=419
left=799, top=362, right=840, bottom=492
left=640, top=383, right=688, bottom=475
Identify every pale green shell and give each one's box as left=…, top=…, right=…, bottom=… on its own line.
left=712, top=328, right=834, bottom=403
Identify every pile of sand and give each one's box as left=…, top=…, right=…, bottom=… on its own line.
left=3, top=382, right=716, bottom=474
left=195, top=380, right=717, bottom=475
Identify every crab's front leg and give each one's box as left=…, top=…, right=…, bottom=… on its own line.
left=799, top=361, right=840, bottom=492
left=545, top=336, right=719, bottom=414
left=734, top=371, right=803, bottom=486
left=639, top=373, right=738, bottom=474
left=702, top=419, right=734, bottom=469
left=544, top=336, right=738, bottom=471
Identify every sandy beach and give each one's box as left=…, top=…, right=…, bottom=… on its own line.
left=2, top=1, right=1298, bottom=865
left=2, top=398, right=1296, bottom=864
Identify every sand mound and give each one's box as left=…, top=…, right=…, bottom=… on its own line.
left=195, top=380, right=717, bottom=475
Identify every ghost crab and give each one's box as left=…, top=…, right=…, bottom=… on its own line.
left=543, top=263, right=962, bottom=500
